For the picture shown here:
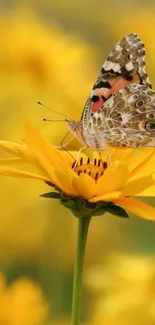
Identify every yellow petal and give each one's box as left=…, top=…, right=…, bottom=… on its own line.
left=131, top=152, right=155, bottom=178
left=33, top=152, right=64, bottom=189
left=122, top=173, right=155, bottom=196
left=0, top=141, right=34, bottom=164
left=89, top=191, right=122, bottom=202
left=55, top=170, right=77, bottom=196
left=72, top=173, right=96, bottom=199
left=0, top=141, right=25, bottom=155
left=96, top=161, right=129, bottom=195
left=34, top=151, right=76, bottom=195
left=24, top=121, right=70, bottom=170
left=0, top=158, right=25, bottom=164
left=113, top=197, right=155, bottom=220
left=0, top=168, right=49, bottom=181
left=138, top=184, right=155, bottom=196
left=111, top=147, right=133, bottom=162
left=126, top=148, right=155, bottom=176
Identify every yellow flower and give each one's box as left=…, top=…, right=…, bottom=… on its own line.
left=0, top=121, right=155, bottom=219
left=0, top=273, right=48, bottom=325
left=85, top=253, right=155, bottom=325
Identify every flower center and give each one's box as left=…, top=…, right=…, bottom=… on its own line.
left=72, top=157, right=107, bottom=181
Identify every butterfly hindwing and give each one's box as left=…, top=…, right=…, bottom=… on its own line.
left=86, top=84, right=155, bottom=148
left=82, top=33, right=152, bottom=130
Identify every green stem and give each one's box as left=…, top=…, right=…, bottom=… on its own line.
left=71, top=216, right=91, bottom=325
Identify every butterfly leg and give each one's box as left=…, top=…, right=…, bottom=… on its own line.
left=56, top=136, right=74, bottom=149
left=99, top=148, right=112, bottom=166
left=107, top=147, right=112, bottom=165
left=72, top=145, right=88, bottom=169
left=55, top=131, right=76, bottom=161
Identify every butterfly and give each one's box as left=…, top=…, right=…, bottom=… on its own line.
left=66, top=33, right=155, bottom=152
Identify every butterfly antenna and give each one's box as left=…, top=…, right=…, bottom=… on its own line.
left=42, top=118, right=68, bottom=122
left=37, top=101, right=72, bottom=120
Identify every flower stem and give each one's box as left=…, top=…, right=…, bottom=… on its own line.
left=71, top=216, right=91, bottom=325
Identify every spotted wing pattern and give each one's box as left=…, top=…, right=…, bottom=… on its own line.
left=82, top=84, right=155, bottom=149
left=82, top=33, right=151, bottom=132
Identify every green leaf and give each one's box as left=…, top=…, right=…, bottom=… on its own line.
left=106, top=203, right=129, bottom=218
left=40, top=192, right=61, bottom=199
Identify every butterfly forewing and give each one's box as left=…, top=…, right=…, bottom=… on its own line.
left=67, top=33, right=155, bottom=151
left=82, top=33, right=152, bottom=131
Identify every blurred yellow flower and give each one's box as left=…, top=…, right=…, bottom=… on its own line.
left=0, top=273, right=48, bottom=325
left=0, top=121, right=155, bottom=219
left=0, top=10, right=94, bottom=128
left=86, top=253, right=155, bottom=325
left=0, top=10, right=96, bottom=263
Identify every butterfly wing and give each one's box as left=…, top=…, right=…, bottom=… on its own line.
left=82, top=33, right=151, bottom=131
left=84, top=84, right=155, bottom=148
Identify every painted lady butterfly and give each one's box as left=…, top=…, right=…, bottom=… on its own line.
left=66, top=33, right=155, bottom=152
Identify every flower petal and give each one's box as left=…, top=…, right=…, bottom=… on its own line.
left=113, top=197, right=155, bottom=220
left=89, top=191, right=122, bottom=202
left=138, top=184, right=155, bottom=196
left=33, top=152, right=65, bottom=190
left=96, top=161, right=129, bottom=195
left=0, top=158, right=25, bottom=164
left=24, top=121, right=70, bottom=170
left=0, top=141, right=34, bottom=163
left=126, top=148, right=155, bottom=176
left=0, top=168, right=49, bottom=181
left=131, top=151, right=155, bottom=178
left=123, top=173, right=155, bottom=196
left=72, top=173, right=96, bottom=199
left=111, top=147, right=133, bottom=162
left=0, top=141, right=26, bottom=155
left=55, top=170, right=77, bottom=196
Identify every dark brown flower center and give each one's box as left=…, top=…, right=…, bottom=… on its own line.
left=72, top=158, right=107, bottom=181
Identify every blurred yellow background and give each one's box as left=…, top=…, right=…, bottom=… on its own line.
left=0, top=1, right=155, bottom=324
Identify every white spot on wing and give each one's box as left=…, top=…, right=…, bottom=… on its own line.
left=104, top=61, right=121, bottom=72
left=115, top=44, right=122, bottom=51
left=112, top=63, right=121, bottom=72
left=103, top=61, right=114, bottom=70
left=125, top=62, right=134, bottom=71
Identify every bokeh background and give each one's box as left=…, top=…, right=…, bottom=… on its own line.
left=0, top=1, right=155, bottom=324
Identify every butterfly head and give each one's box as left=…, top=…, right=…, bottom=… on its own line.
left=66, top=120, right=85, bottom=144
left=66, top=120, right=79, bottom=136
